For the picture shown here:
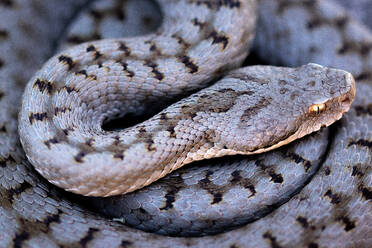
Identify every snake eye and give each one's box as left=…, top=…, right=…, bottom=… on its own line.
left=309, top=103, right=326, bottom=114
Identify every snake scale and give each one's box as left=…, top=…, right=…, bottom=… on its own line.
left=0, top=0, right=371, bottom=247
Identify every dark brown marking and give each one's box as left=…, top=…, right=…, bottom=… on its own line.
left=218, top=0, right=241, bottom=8
left=211, top=192, right=223, bottom=204
left=198, top=170, right=225, bottom=205
left=279, top=88, right=288, bottom=94
left=33, top=79, right=54, bottom=94
left=28, top=112, right=48, bottom=124
left=149, top=44, right=156, bottom=52
left=85, top=138, right=94, bottom=147
left=88, top=74, right=97, bottom=81
left=113, top=152, right=124, bottom=160
left=0, top=29, right=8, bottom=39
left=337, top=215, right=356, bottom=231
left=177, top=55, right=199, bottom=73
left=167, top=125, right=176, bottom=138
left=347, top=139, right=372, bottom=149
left=112, top=135, right=121, bottom=146
left=285, top=151, right=312, bottom=172
left=160, top=113, right=168, bottom=120
left=145, top=40, right=163, bottom=56
left=62, top=127, right=74, bottom=136
left=358, top=184, right=372, bottom=200
left=307, top=81, right=316, bottom=87
left=58, top=55, right=75, bottom=70
left=160, top=175, right=184, bottom=210
left=0, top=125, right=6, bottom=132
left=13, top=231, right=29, bottom=248
left=76, top=70, right=88, bottom=77
left=144, top=60, right=164, bottom=81
left=296, top=216, right=309, bottom=229
left=306, top=18, right=324, bottom=30
left=54, top=107, right=71, bottom=115
left=351, top=165, right=364, bottom=178
left=230, top=170, right=256, bottom=196
left=145, top=137, right=156, bottom=152
left=0, top=91, right=3, bottom=99
left=118, top=61, right=135, bottom=78
left=192, top=18, right=206, bottom=28
left=290, top=91, right=300, bottom=100
left=255, top=159, right=285, bottom=184
left=188, top=0, right=241, bottom=9
left=44, top=137, right=59, bottom=149
left=90, top=9, right=103, bottom=20
left=171, top=34, right=190, bottom=48
left=137, top=126, right=147, bottom=135
left=324, top=166, right=331, bottom=176
left=8, top=181, right=33, bottom=203
left=42, top=210, right=62, bottom=226
left=181, top=88, right=250, bottom=118
left=354, top=104, right=372, bottom=116
left=117, top=41, right=131, bottom=56
left=324, top=189, right=342, bottom=204
left=59, top=86, right=78, bottom=94
left=86, top=45, right=102, bottom=60
left=355, top=72, right=372, bottom=81
left=86, top=45, right=95, bottom=52
left=309, top=46, right=318, bottom=53
left=240, top=97, right=271, bottom=122
left=74, top=151, right=87, bottom=163
left=308, top=243, right=319, bottom=248
left=208, top=30, right=229, bottom=49
left=79, top=228, right=99, bottom=248
left=263, top=231, right=282, bottom=248
left=335, top=16, right=349, bottom=28
left=269, top=171, right=283, bottom=183
left=120, top=240, right=133, bottom=248
left=277, top=1, right=293, bottom=14
left=0, top=58, right=4, bottom=68
left=338, top=42, right=372, bottom=56
left=0, top=0, right=13, bottom=7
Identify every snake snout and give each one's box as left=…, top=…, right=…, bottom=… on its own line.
left=340, top=72, right=356, bottom=113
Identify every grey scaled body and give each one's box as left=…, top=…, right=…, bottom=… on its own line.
left=0, top=0, right=370, bottom=248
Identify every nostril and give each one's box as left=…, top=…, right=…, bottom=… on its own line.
left=341, top=96, right=351, bottom=105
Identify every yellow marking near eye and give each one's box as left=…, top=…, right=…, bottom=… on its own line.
left=309, top=103, right=326, bottom=114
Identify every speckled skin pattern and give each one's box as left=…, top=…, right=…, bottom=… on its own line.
left=19, top=0, right=259, bottom=197
left=0, top=1, right=371, bottom=248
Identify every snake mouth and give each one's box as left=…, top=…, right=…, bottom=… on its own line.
left=339, top=72, right=356, bottom=113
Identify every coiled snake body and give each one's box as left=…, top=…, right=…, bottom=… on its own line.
left=0, top=0, right=371, bottom=247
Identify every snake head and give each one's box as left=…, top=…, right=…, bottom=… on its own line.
left=214, top=63, right=356, bottom=154
left=291, top=63, right=356, bottom=137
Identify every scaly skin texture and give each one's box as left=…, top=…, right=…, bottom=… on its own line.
left=55, top=0, right=341, bottom=236
left=19, top=0, right=258, bottom=197
left=19, top=61, right=354, bottom=197
left=0, top=1, right=371, bottom=248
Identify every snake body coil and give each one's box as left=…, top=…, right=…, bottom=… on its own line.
left=0, top=0, right=371, bottom=247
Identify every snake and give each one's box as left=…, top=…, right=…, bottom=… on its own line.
left=0, top=0, right=371, bottom=247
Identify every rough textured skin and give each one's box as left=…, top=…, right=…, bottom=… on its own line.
left=59, top=0, right=163, bottom=51
left=0, top=1, right=371, bottom=248
left=55, top=0, right=348, bottom=236
left=335, top=0, right=372, bottom=29
left=19, top=62, right=354, bottom=197
left=19, top=0, right=258, bottom=197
